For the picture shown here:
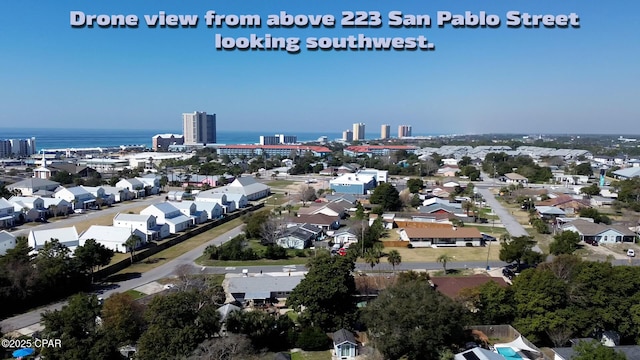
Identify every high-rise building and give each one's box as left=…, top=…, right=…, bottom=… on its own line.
left=398, top=125, right=412, bottom=138
left=183, top=111, right=217, bottom=145
left=353, top=123, right=365, bottom=141
left=0, top=137, right=36, bottom=157
left=381, top=124, right=390, bottom=139
left=342, top=130, right=353, bottom=142
left=259, top=134, right=298, bottom=145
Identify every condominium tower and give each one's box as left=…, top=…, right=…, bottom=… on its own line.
left=398, top=125, right=412, bottom=138
left=342, top=130, right=353, bottom=142
left=353, top=123, right=365, bottom=141
left=381, top=124, right=390, bottom=139
left=183, top=111, right=217, bottom=145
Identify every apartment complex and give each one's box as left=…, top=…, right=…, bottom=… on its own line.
left=259, top=134, right=297, bottom=145
left=398, top=125, right=412, bottom=138
left=152, top=134, right=184, bottom=151
left=342, top=130, right=353, bottom=142
left=381, top=124, right=390, bottom=139
left=353, top=123, right=365, bottom=141
left=0, top=137, right=37, bottom=158
left=182, top=111, right=217, bottom=145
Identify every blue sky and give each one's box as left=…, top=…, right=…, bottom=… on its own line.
left=1, top=0, right=638, bottom=135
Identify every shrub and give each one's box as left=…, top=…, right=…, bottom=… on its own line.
left=296, top=326, right=332, bottom=351
left=264, top=245, right=288, bottom=260
left=295, top=249, right=307, bottom=257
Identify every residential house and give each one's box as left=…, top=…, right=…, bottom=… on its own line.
left=80, top=186, right=115, bottom=206
left=113, top=213, right=169, bottom=241
left=454, top=347, right=507, bottom=360
left=324, top=194, right=358, bottom=204
left=41, top=198, right=72, bottom=217
left=287, top=214, right=340, bottom=231
left=430, top=274, right=508, bottom=300
left=166, top=190, right=194, bottom=202
left=399, top=226, right=484, bottom=247
left=535, top=195, right=591, bottom=215
left=418, top=203, right=466, bottom=218
left=562, top=219, right=637, bottom=244
left=9, top=196, right=46, bottom=222
left=100, top=185, right=134, bottom=203
left=167, top=201, right=208, bottom=224
left=217, top=303, right=241, bottom=335
left=115, top=178, right=146, bottom=198
left=79, top=225, right=147, bottom=253
left=140, top=203, right=193, bottom=233
left=332, top=227, right=359, bottom=248
left=437, top=166, right=460, bottom=177
left=357, top=169, right=388, bottom=183
left=196, top=192, right=237, bottom=213
left=54, top=186, right=96, bottom=210
left=218, top=176, right=271, bottom=201
left=28, top=226, right=79, bottom=251
left=369, top=213, right=395, bottom=229
left=226, top=274, right=304, bottom=303
left=6, top=178, right=60, bottom=196
left=48, top=163, right=98, bottom=179
left=0, top=230, right=16, bottom=256
left=613, top=167, right=640, bottom=180
left=136, top=176, right=161, bottom=195
left=330, top=173, right=376, bottom=195
left=590, top=196, right=615, bottom=207
left=298, top=200, right=351, bottom=218
left=191, top=201, right=224, bottom=220
left=224, top=193, right=249, bottom=209
left=332, top=329, right=358, bottom=360
left=535, top=206, right=566, bottom=220
left=0, top=198, right=15, bottom=229
left=276, top=224, right=321, bottom=249
left=502, top=172, right=529, bottom=184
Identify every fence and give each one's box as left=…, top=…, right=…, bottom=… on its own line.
left=382, top=241, right=409, bottom=248
left=93, top=203, right=264, bottom=280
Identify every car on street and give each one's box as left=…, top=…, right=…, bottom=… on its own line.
left=628, top=249, right=636, bottom=257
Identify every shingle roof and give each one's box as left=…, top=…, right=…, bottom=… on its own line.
left=333, top=329, right=356, bottom=345
left=7, top=178, right=59, bottom=189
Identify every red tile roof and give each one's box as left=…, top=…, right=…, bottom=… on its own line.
left=218, top=145, right=331, bottom=152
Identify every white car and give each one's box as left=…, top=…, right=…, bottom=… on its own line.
left=627, top=249, right=635, bottom=257
left=74, top=209, right=85, bottom=214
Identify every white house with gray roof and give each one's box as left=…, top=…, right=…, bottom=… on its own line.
left=79, top=225, right=146, bottom=253
left=0, top=198, right=16, bottom=229
left=6, top=178, right=60, bottom=196
left=28, top=226, right=79, bottom=252
left=0, top=230, right=16, bottom=256
left=191, top=201, right=224, bottom=220
left=140, top=203, right=193, bottom=233
left=115, top=178, right=146, bottom=198
left=41, top=198, right=72, bottom=217
left=167, top=201, right=208, bottom=224
left=195, top=192, right=237, bottom=213
left=226, top=274, right=304, bottom=303
left=113, top=213, right=169, bottom=241
left=218, top=176, right=270, bottom=201
left=54, top=186, right=96, bottom=210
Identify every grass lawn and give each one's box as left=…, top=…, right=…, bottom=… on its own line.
left=115, top=218, right=244, bottom=275
left=465, top=224, right=508, bottom=237
left=291, top=351, right=332, bottom=360
left=124, top=289, right=147, bottom=300
left=267, top=180, right=295, bottom=188
left=72, top=204, right=151, bottom=233
left=384, top=243, right=502, bottom=263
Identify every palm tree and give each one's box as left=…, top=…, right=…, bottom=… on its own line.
left=387, top=250, right=402, bottom=272
left=462, top=201, right=474, bottom=216
left=364, top=248, right=381, bottom=271
left=437, top=253, right=453, bottom=274
left=123, top=234, right=142, bottom=264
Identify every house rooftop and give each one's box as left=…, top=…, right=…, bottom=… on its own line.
left=333, top=329, right=357, bottom=345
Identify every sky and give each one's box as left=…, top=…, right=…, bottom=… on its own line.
left=0, top=0, right=638, bottom=135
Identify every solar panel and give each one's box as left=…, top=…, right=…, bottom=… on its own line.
left=462, top=351, right=481, bottom=360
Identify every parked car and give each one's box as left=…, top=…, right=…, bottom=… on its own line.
left=628, top=249, right=636, bottom=257
left=74, top=209, right=85, bottom=214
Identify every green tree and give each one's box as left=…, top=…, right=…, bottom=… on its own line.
left=437, top=253, right=453, bottom=274
left=499, top=235, right=540, bottom=268
left=40, top=294, right=120, bottom=359
left=580, top=183, right=601, bottom=196
left=406, top=178, right=424, bottom=193
left=363, top=278, right=467, bottom=360
left=572, top=340, right=626, bottom=360
left=369, top=182, right=402, bottom=211
left=101, top=292, right=145, bottom=347
left=573, top=163, right=594, bottom=177
left=549, top=231, right=581, bottom=255
left=387, top=250, right=402, bottom=272
left=226, top=310, right=295, bottom=351
left=364, top=248, right=381, bottom=270
left=474, top=281, right=515, bottom=325
left=123, top=234, right=142, bottom=264
left=74, top=239, right=114, bottom=283
left=354, top=203, right=366, bottom=220
left=243, top=211, right=269, bottom=238
left=287, top=253, right=357, bottom=331
left=578, top=208, right=611, bottom=224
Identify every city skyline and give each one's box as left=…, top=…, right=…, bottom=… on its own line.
left=1, top=1, right=638, bottom=134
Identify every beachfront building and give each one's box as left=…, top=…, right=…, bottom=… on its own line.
left=153, top=134, right=184, bottom=151
left=183, top=111, right=216, bottom=145
left=380, top=125, right=390, bottom=139
left=343, top=145, right=418, bottom=157
left=259, top=134, right=297, bottom=145
left=216, top=144, right=331, bottom=158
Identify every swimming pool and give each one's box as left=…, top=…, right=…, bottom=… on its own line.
left=495, top=347, right=523, bottom=360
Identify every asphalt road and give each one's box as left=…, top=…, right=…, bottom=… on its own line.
left=0, top=224, right=245, bottom=333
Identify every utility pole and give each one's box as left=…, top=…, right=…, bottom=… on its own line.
left=361, top=219, right=365, bottom=258
left=486, top=215, right=494, bottom=271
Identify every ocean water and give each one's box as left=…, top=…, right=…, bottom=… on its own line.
left=0, top=128, right=345, bottom=151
